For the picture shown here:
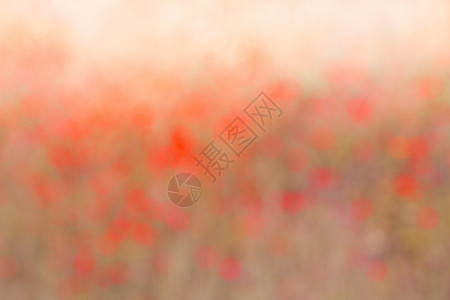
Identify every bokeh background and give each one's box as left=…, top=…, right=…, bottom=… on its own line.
left=0, top=0, right=449, bottom=299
